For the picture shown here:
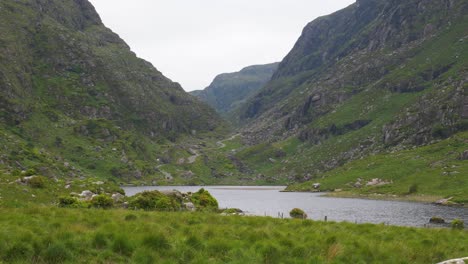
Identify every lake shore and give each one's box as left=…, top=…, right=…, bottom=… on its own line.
left=322, top=191, right=468, bottom=208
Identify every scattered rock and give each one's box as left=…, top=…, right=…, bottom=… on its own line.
left=366, top=178, right=392, bottom=187
left=312, top=183, right=321, bottom=189
left=161, top=190, right=183, bottom=200
left=434, top=197, right=455, bottom=206
left=15, top=176, right=38, bottom=185
left=459, top=150, right=468, bottom=160
left=79, top=190, right=95, bottom=201
left=111, top=193, right=125, bottom=202
left=65, top=184, right=71, bottom=189
left=93, top=181, right=104, bottom=185
left=429, top=216, right=445, bottom=224
left=184, top=202, right=196, bottom=211
left=181, top=171, right=195, bottom=178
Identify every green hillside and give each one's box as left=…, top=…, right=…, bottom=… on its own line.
left=190, top=63, right=279, bottom=115
left=0, top=0, right=226, bottom=183
left=221, top=0, right=468, bottom=201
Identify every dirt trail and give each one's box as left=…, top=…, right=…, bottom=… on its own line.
left=216, top=134, right=240, bottom=148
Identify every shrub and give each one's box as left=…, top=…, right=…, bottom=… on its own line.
left=451, top=219, right=464, bottom=230
left=129, top=191, right=180, bottom=211
left=58, top=196, right=82, bottom=208
left=90, top=195, right=113, bottom=209
left=28, top=176, right=46, bottom=188
left=191, top=188, right=218, bottom=211
left=290, top=208, right=307, bottom=219
left=22, top=169, right=36, bottom=176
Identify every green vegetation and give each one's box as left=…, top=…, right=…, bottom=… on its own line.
left=191, top=63, right=279, bottom=115
left=0, top=207, right=466, bottom=263
left=289, top=208, right=307, bottom=219
left=191, top=188, right=219, bottom=211
left=128, top=191, right=182, bottom=211
left=452, top=219, right=465, bottom=230
left=287, top=132, right=468, bottom=204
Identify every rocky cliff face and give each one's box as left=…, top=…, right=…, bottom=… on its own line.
left=0, top=0, right=225, bottom=181
left=190, top=63, right=279, bottom=114
left=236, top=0, right=467, bottom=175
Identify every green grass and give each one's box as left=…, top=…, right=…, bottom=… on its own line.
left=288, top=132, right=468, bottom=204
left=0, top=207, right=466, bottom=263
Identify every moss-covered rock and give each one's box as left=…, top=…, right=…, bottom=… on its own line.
left=191, top=188, right=219, bottom=211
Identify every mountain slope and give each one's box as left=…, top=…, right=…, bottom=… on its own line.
left=190, top=63, right=279, bottom=114
left=228, top=0, right=467, bottom=198
left=0, top=0, right=225, bottom=182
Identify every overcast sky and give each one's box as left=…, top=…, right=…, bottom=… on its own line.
left=88, top=0, right=355, bottom=91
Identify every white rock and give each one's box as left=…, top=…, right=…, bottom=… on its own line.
left=111, top=193, right=125, bottom=202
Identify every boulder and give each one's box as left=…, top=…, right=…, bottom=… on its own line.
left=161, top=190, right=183, bottom=200
left=460, top=150, right=468, bottom=160
left=79, top=190, right=95, bottom=201
left=438, top=257, right=468, bottom=264
left=434, top=197, right=453, bottom=206
left=312, top=183, right=321, bottom=189
left=366, top=178, right=391, bottom=187
left=429, top=217, right=445, bottom=224
left=111, top=193, right=125, bottom=202
left=15, top=176, right=37, bottom=185
left=184, top=202, right=196, bottom=211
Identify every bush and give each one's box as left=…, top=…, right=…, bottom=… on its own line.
left=28, top=176, right=46, bottom=188
left=129, top=191, right=181, bottom=211
left=22, top=169, right=36, bottom=176
left=191, top=188, right=218, bottom=211
left=290, top=208, right=307, bottom=219
left=90, top=195, right=113, bottom=209
left=58, top=196, right=83, bottom=208
left=451, top=219, right=464, bottom=230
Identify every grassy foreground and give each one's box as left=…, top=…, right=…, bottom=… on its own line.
left=0, top=207, right=466, bottom=263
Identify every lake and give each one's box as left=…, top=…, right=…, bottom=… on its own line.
left=122, top=186, right=468, bottom=228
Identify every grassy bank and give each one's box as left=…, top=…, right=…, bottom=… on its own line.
left=287, top=132, right=468, bottom=205
left=0, top=207, right=466, bottom=263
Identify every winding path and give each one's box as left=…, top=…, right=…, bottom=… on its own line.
left=216, top=134, right=241, bottom=148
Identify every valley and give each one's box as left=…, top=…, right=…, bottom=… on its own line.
left=0, top=0, right=467, bottom=262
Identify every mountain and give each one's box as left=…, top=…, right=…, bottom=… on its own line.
left=0, top=0, right=225, bottom=182
left=229, top=0, right=468, bottom=200
left=190, top=63, right=279, bottom=114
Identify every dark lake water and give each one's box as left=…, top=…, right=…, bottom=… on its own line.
left=122, top=186, right=468, bottom=228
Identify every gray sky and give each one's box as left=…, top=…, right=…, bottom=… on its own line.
left=88, top=0, right=355, bottom=91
